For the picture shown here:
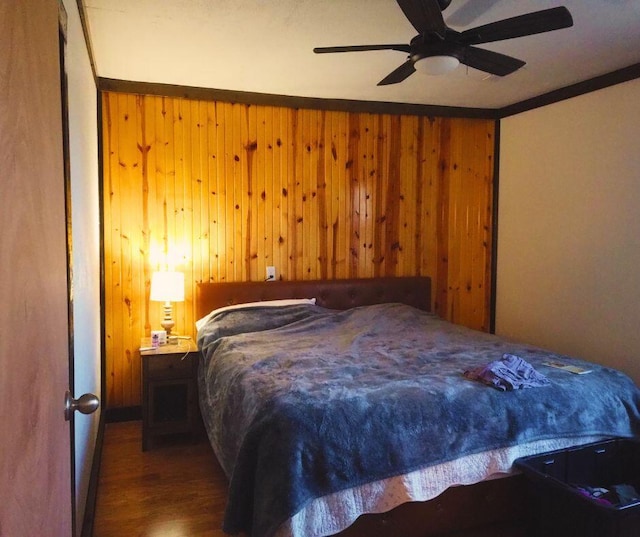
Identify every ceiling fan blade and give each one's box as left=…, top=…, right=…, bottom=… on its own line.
left=314, top=44, right=411, bottom=54
left=396, top=0, right=447, bottom=37
left=377, top=59, right=417, bottom=86
left=459, top=6, right=573, bottom=45
left=461, top=46, right=525, bottom=76
left=446, top=0, right=501, bottom=27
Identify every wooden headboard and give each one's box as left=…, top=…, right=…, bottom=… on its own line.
left=196, top=277, right=431, bottom=320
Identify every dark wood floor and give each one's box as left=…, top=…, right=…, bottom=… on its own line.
left=93, top=421, right=531, bottom=537
left=93, top=421, right=229, bottom=537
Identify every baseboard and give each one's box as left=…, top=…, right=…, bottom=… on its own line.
left=104, top=405, right=142, bottom=423
left=80, top=410, right=105, bottom=537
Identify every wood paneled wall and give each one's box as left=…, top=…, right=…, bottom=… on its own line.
left=102, top=91, right=495, bottom=409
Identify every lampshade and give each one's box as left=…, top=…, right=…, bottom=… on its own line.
left=414, top=55, right=460, bottom=76
left=150, top=271, right=185, bottom=303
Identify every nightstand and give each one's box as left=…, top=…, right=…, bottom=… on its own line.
left=140, top=339, right=202, bottom=451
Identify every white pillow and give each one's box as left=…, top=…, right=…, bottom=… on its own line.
left=195, top=298, right=316, bottom=331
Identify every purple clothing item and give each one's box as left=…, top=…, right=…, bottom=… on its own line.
left=464, top=353, right=550, bottom=391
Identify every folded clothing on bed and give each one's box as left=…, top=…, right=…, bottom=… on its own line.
left=464, top=353, right=550, bottom=391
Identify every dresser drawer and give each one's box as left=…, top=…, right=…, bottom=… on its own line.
left=146, top=353, right=194, bottom=379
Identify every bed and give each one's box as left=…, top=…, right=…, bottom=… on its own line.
left=195, top=277, right=640, bottom=537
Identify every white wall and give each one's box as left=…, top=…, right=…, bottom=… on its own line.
left=63, top=0, right=101, bottom=533
left=496, top=78, right=640, bottom=383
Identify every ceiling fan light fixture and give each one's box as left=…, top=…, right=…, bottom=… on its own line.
left=414, top=55, right=460, bottom=76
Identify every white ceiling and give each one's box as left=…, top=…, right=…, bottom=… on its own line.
left=83, top=0, right=640, bottom=110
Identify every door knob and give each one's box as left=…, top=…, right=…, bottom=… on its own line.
left=64, top=391, right=100, bottom=421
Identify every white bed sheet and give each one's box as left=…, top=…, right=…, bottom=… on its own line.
left=274, top=435, right=607, bottom=537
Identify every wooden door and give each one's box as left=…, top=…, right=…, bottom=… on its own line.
left=0, top=1, right=73, bottom=535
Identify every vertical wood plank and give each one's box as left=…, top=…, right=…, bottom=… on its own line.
left=119, top=92, right=137, bottom=406
left=256, top=105, right=267, bottom=280
left=206, top=101, right=218, bottom=283
left=102, top=92, right=118, bottom=406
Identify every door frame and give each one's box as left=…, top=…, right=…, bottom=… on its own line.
left=59, top=4, right=79, bottom=534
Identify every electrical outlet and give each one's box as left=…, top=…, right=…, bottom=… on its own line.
left=266, top=266, right=276, bottom=281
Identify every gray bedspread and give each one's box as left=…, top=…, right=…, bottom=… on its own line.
left=196, top=303, right=640, bottom=537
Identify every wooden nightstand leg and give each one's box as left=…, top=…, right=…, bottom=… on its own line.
left=142, top=428, right=150, bottom=451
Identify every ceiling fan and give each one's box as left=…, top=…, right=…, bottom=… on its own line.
left=313, top=0, right=574, bottom=85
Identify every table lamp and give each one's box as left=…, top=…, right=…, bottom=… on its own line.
left=150, top=270, right=185, bottom=336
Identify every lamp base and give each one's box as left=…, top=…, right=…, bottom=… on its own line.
left=160, top=301, right=175, bottom=336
